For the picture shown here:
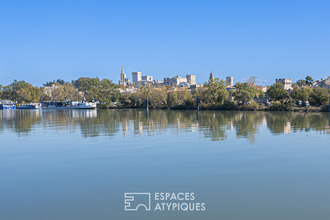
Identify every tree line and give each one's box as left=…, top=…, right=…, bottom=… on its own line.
left=1, top=76, right=329, bottom=110
left=267, top=82, right=329, bottom=110
left=0, top=77, right=121, bottom=105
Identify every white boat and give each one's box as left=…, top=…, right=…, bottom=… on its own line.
left=42, top=101, right=97, bottom=109
left=0, top=100, right=16, bottom=109
left=18, top=103, right=41, bottom=109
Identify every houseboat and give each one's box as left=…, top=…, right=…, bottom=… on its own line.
left=0, top=100, right=16, bottom=109
left=42, top=101, right=97, bottom=109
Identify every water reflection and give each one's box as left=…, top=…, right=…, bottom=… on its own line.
left=0, top=109, right=329, bottom=140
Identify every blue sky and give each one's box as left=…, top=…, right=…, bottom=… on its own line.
left=0, top=0, right=329, bottom=86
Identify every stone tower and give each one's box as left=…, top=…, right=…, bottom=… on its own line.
left=132, top=72, right=142, bottom=87
left=186, top=74, right=196, bottom=85
left=226, top=76, right=234, bottom=87
left=209, top=71, right=215, bottom=82
left=120, top=66, right=126, bottom=82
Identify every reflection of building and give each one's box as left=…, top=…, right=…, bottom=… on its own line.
left=284, top=121, right=291, bottom=134
left=226, top=120, right=234, bottom=130
left=134, top=121, right=144, bottom=134
left=72, top=109, right=97, bottom=118
left=326, top=126, right=330, bottom=134
left=276, top=79, right=292, bottom=90
left=190, top=122, right=198, bottom=132
left=0, top=109, right=15, bottom=120
left=122, top=120, right=128, bottom=138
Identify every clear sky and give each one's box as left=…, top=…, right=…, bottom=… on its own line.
left=0, top=0, right=329, bottom=86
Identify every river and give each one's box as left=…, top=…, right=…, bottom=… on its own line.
left=1, top=109, right=330, bottom=220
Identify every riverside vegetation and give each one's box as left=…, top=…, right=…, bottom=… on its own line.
left=1, top=76, right=329, bottom=111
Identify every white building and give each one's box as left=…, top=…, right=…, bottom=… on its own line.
left=226, top=77, right=234, bottom=87
left=163, top=74, right=196, bottom=87
left=138, top=76, right=153, bottom=86
left=276, top=79, right=292, bottom=90
left=132, top=72, right=142, bottom=86
left=142, top=76, right=153, bottom=81
left=313, top=76, right=330, bottom=89
left=178, top=82, right=190, bottom=88
left=186, top=75, right=196, bottom=85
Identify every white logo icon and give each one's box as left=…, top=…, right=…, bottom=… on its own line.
left=124, top=193, right=151, bottom=211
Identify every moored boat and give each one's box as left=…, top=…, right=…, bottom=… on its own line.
left=0, top=100, right=16, bottom=109
left=42, top=101, right=97, bottom=109
left=18, top=103, right=42, bottom=109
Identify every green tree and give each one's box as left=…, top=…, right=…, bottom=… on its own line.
left=41, top=84, right=81, bottom=101
left=43, top=79, right=66, bottom=87
left=305, top=76, right=314, bottom=86
left=126, top=85, right=168, bottom=108
left=0, top=84, right=3, bottom=99
left=267, top=83, right=289, bottom=101
left=2, top=80, right=41, bottom=103
left=194, top=78, right=228, bottom=105
left=43, top=80, right=55, bottom=87
left=296, top=79, right=306, bottom=87
left=290, top=86, right=312, bottom=103
left=85, top=79, right=121, bottom=103
left=56, top=79, right=65, bottom=85
left=72, top=77, right=100, bottom=91
left=232, top=82, right=258, bottom=105
left=232, top=77, right=265, bottom=106
left=148, top=87, right=168, bottom=108
left=168, top=88, right=194, bottom=108
left=309, top=87, right=330, bottom=106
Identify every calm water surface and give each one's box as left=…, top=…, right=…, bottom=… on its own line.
left=1, top=109, right=330, bottom=220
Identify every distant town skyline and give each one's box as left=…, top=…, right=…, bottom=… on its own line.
left=1, top=0, right=330, bottom=86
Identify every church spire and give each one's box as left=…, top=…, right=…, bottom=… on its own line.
left=121, top=66, right=124, bottom=74
left=209, top=70, right=215, bottom=82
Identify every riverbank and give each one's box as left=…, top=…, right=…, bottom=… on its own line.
left=100, top=103, right=329, bottom=112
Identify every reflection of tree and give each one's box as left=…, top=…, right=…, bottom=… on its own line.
left=0, top=110, right=329, bottom=140
left=197, top=111, right=230, bottom=141
left=233, top=112, right=264, bottom=143
left=291, top=113, right=329, bottom=133
left=290, top=114, right=310, bottom=132
left=0, top=110, right=42, bottom=136
left=0, top=110, right=16, bottom=133
left=42, top=110, right=80, bottom=132
left=78, top=110, right=120, bottom=138
left=265, top=112, right=292, bottom=134
left=266, top=112, right=329, bottom=134
left=14, top=110, right=43, bottom=135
